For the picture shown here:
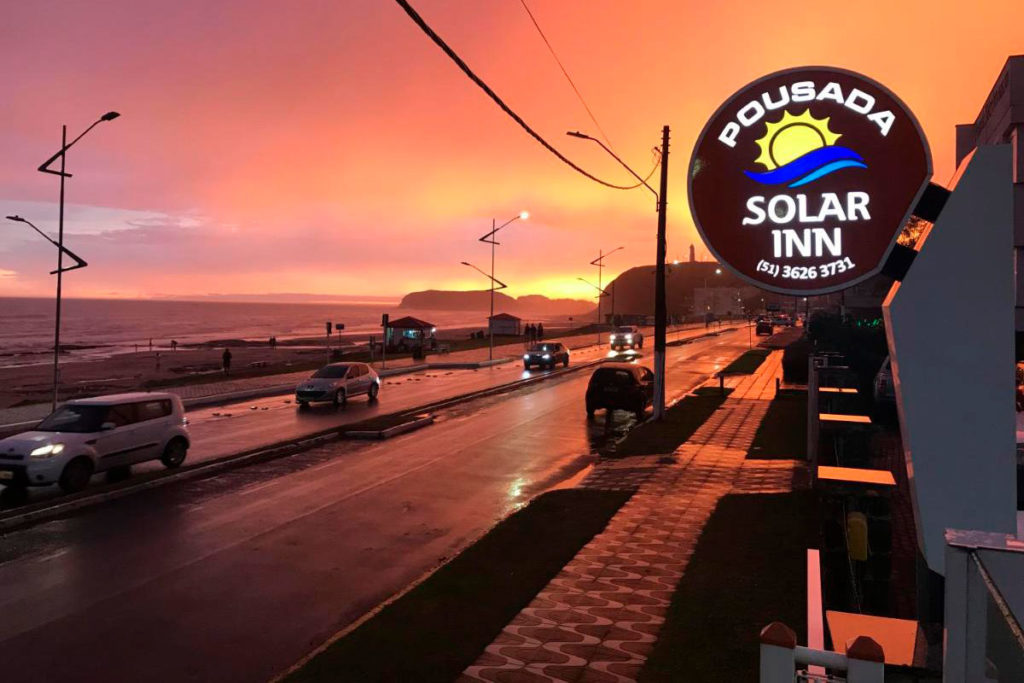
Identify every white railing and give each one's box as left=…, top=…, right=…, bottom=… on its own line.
left=760, top=622, right=884, bottom=683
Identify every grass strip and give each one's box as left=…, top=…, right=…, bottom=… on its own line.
left=721, top=348, right=771, bottom=375
left=612, top=391, right=728, bottom=457
left=747, top=390, right=808, bottom=460
left=285, top=488, right=632, bottom=683
left=639, top=491, right=820, bottom=682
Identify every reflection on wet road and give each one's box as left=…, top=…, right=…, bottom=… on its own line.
left=0, top=328, right=752, bottom=682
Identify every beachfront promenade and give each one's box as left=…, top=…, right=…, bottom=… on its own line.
left=0, top=323, right=719, bottom=429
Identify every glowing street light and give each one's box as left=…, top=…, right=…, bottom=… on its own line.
left=477, top=211, right=528, bottom=361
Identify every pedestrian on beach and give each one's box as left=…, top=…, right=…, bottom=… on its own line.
left=155, top=352, right=161, bottom=370
left=537, top=322, right=544, bottom=340
left=222, top=348, right=232, bottom=375
left=171, top=340, right=178, bottom=352
left=148, top=338, right=153, bottom=351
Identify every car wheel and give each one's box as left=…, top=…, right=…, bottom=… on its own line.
left=635, top=400, right=647, bottom=421
left=58, top=457, right=94, bottom=494
left=586, top=403, right=595, bottom=419
left=333, top=389, right=347, bottom=408
left=160, top=438, right=188, bottom=469
left=297, top=400, right=308, bottom=410
left=368, top=382, right=380, bottom=401
left=524, top=362, right=530, bottom=371
left=562, top=357, right=569, bottom=368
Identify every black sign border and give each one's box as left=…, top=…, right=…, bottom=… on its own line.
left=687, top=65, right=933, bottom=296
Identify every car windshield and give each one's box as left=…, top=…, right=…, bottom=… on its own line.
left=528, top=344, right=555, bottom=353
left=36, top=405, right=109, bottom=433
left=592, top=368, right=636, bottom=386
left=615, top=327, right=634, bottom=333
left=312, top=365, right=350, bottom=379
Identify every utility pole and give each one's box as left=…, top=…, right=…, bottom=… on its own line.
left=653, top=125, right=670, bottom=420
left=596, top=248, right=603, bottom=344
left=489, top=218, right=496, bottom=360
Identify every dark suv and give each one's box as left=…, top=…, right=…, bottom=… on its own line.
left=523, top=342, right=569, bottom=370
left=585, top=363, right=654, bottom=420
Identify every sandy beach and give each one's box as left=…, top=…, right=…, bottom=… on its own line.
left=0, top=323, right=576, bottom=409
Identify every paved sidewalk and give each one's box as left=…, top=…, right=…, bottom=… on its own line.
left=461, top=351, right=803, bottom=682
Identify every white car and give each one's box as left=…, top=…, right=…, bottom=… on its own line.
left=609, top=326, right=643, bottom=351
left=295, top=362, right=381, bottom=408
left=0, top=392, right=190, bottom=494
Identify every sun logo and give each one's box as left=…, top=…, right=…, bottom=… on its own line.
left=744, top=109, right=866, bottom=188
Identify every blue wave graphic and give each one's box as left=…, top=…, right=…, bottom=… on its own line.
left=744, top=146, right=866, bottom=187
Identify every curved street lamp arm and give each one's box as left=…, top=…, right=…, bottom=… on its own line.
left=5, top=215, right=88, bottom=273
left=38, top=112, right=120, bottom=175
left=577, top=277, right=609, bottom=296
left=461, top=261, right=507, bottom=290
left=590, top=245, right=624, bottom=266
left=478, top=213, right=526, bottom=244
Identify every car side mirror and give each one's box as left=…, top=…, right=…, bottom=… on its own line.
left=100, top=422, right=117, bottom=431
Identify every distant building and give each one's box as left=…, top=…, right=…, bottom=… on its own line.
left=956, top=55, right=1024, bottom=344
left=385, top=315, right=436, bottom=350
left=488, top=313, right=521, bottom=336
left=693, top=287, right=745, bottom=317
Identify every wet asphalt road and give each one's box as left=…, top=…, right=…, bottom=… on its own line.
left=0, top=328, right=751, bottom=682
left=0, top=326, right=715, bottom=510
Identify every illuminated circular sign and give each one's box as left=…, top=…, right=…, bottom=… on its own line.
left=688, top=66, right=932, bottom=295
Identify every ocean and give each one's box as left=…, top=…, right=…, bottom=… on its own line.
left=0, top=298, right=495, bottom=367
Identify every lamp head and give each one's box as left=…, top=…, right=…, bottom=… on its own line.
left=566, top=130, right=591, bottom=140
left=715, top=268, right=722, bottom=275
left=6, top=215, right=25, bottom=222
left=460, top=261, right=471, bottom=267
left=519, top=211, right=529, bottom=221
left=100, top=111, right=120, bottom=122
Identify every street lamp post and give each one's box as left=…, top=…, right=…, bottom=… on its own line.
left=462, top=261, right=508, bottom=359
left=36, top=111, right=120, bottom=410
left=478, top=211, right=528, bottom=361
left=568, top=128, right=670, bottom=419
left=578, top=278, right=610, bottom=334
left=590, top=246, right=623, bottom=344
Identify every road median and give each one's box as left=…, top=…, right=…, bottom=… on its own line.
left=0, top=354, right=609, bottom=531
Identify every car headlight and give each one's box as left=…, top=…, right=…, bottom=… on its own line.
left=30, top=443, right=65, bottom=458
left=523, top=354, right=530, bottom=360
left=542, top=354, right=551, bottom=359
left=625, top=334, right=633, bottom=340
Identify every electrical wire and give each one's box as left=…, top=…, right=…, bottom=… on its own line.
left=393, top=0, right=650, bottom=191
left=518, top=0, right=614, bottom=148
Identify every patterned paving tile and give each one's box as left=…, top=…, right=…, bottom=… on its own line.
left=462, top=352, right=791, bottom=683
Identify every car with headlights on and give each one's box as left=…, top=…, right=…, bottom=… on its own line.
left=523, top=342, right=569, bottom=370
left=295, top=362, right=380, bottom=407
left=0, top=392, right=190, bottom=494
left=609, top=326, right=643, bottom=351
left=585, top=363, right=654, bottom=420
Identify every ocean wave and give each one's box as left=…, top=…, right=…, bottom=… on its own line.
left=743, top=146, right=866, bottom=187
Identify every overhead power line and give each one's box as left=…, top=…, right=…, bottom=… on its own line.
left=392, top=0, right=652, bottom=191
left=518, top=0, right=614, bottom=148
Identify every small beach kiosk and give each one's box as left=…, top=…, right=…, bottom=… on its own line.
left=385, top=316, right=436, bottom=351
left=488, top=312, right=522, bottom=336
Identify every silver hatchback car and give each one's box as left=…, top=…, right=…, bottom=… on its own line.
left=295, top=362, right=381, bottom=408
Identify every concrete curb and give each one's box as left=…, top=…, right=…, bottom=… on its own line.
left=345, top=414, right=435, bottom=440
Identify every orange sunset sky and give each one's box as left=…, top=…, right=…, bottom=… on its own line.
left=0, top=0, right=1020, bottom=302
